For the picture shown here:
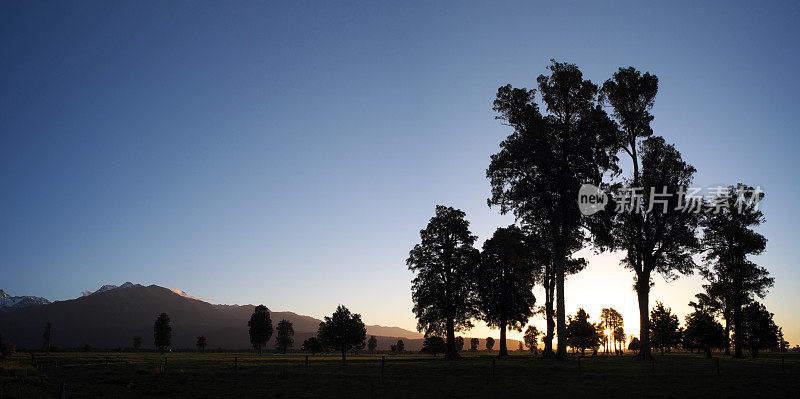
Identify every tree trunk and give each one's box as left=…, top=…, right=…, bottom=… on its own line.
left=543, top=287, right=555, bottom=358
left=636, top=276, right=652, bottom=360
left=733, top=299, right=743, bottom=358
left=445, top=318, right=458, bottom=360
left=724, top=316, right=731, bottom=356
left=499, top=321, right=508, bottom=357
left=555, top=257, right=567, bottom=360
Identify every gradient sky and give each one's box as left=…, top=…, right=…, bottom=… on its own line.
left=2, top=1, right=799, bottom=345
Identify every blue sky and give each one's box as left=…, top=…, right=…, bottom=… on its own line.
left=2, top=1, right=799, bottom=343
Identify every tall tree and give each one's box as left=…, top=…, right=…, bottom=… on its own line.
left=741, top=302, right=779, bottom=358
left=565, top=309, right=603, bottom=356
left=196, top=336, right=207, bottom=353
left=476, top=226, right=537, bottom=357
left=488, top=60, right=619, bottom=359
left=407, top=205, right=480, bottom=360
left=649, top=302, right=680, bottom=355
left=485, top=337, right=495, bottom=351
left=594, top=67, right=701, bottom=360
left=701, top=184, right=772, bottom=357
left=42, top=322, right=52, bottom=354
left=153, top=313, right=172, bottom=354
left=248, top=305, right=273, bottom=355
left=470, top=337, right=479, bottom=351
left=396, top=339, right=404, bottom=354
left=275, top=319, right=294, bottom=354
left=523, top=325, right=540, bottom=353
left=133, top=336, right=142, bottom=352
left=367, top=336, right=378, bottom=353
left=683, top=310, right=726, bottom=358
left=317, top=305, right=366, bottom=365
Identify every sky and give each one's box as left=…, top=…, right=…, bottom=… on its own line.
left=2, top=1, right=799, bottom=345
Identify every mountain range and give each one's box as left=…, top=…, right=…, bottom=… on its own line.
left=0, top=283, right=434, bottom=350
left=0, top=283, right=521, bottom=352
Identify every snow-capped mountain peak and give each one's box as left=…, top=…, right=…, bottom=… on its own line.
left=0, top=289, right=50, bottom=313
left=82, top=282, right=140, bottom=297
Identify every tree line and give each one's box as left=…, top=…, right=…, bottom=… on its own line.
left=407, top=60, right=783, bottom=360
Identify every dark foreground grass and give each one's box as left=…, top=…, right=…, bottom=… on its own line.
left=2, top=351, right=798, bottom=398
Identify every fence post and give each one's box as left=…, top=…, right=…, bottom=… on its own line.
left=235, top=356, right=238, bottom=371
left=58, top=381, right=68, bottom=399
left=105, top=356, right=108, bottom=366
left=305, top=355, right=309, bottom=369
left=163, top=357, right=167, bottom=373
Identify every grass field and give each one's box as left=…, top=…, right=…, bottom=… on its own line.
left=1, top=351, right=798, bottom=398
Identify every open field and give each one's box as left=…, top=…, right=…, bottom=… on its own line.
left=1, top=351, right=799, bottom=398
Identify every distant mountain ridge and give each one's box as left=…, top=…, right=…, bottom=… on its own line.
left=0, top=283, right=428, bottom=350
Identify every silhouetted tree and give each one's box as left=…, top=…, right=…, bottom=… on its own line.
left=683, top=310, right=725, bottom=358
left=470, top=337, right=479, bottom=351
left=421, top=336, right=446, bottom=356
left=486, top=337, right=495, bottom=351
left=153, top=313, right=172, bottom=354
left=778, top=328, right=789, bottom=353
left=599, top=308, right=623, bottom=354
left=367, top=336, right=378, bottom=353
left=524, top=325, right=539, bottom=353
left=42, top=322, right=52, bottom=354
left=591, top=68, right=701, bottom=360
left=275, top=319, right=294, bottom=354
left=476, top=226, right=537, bottom=357
left=396, top=339, right=404, bottom=354
left=408, top=205, right=480, bottom=360
left=390, top=344, right=397, bottom=353
left=317, top=305, right=366, bottom=365
left=565, top=309, right=602, bottom=356
left=301, top=337, right=324, bottom=355
left=628, top=337, right=640, bottom=355
left=649, top=302, right=679, bottom=355
left=701, top=184, right=772, bottom=358
left=455, top=336, right=464, bottom=352
left=612, top=327, right=626, bottom=355
left=741, top=302, right=779, bottom=358
left=196, top=336, right=207, bottom=353
left=133, top=336, right=142, bottom=352
left=488, top=61, right=619, bottom=359
left=248, top=305, right=273, bottom=355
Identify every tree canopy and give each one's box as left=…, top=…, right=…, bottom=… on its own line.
left=408, top=205, right=480, bottom=359
left=649, top=302, right=680, bottom=355
left=153, top=313, right=171, bottom=354
left=476, top=225, right=537, bottom=357
left=701, top=184, right=772, bottom=357
left=248, top=305, right=273, bottom=355
left=488, top=60, right=619, bottom=359
left=317, top=305, right=366, bottom=364
left=275, top=319, right=294, bottom=354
